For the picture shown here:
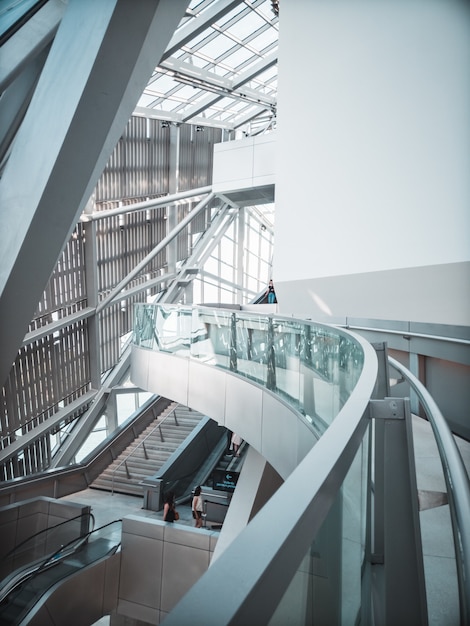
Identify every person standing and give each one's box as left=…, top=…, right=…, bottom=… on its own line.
left=163, top=491, right=177, bottom=523
left=265, top=279, right=276, bottom=304
left=192, top=486, right=203, bottom=528
left=226, top=428, right=233, bottom=454
left=231, top=432, right=242, bottom=457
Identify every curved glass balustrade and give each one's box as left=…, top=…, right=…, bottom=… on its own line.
left=134, top=304, right=365, bottom=437
left=133, top=303, right=378, bottom=624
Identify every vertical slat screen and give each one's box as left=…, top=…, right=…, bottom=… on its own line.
left=1, top=117, right=223, bottom=478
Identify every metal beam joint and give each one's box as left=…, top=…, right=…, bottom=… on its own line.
left=369, top=397, right=407, bottom=420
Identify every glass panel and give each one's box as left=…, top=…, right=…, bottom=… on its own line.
left=197, top=33, right=233, bottom=59
left=223, top=47, right=255, bottom=69
left=136, top=0, right=279, bottom=133
left=0, top=511, right=91, bottom=583
left=133, top=304, right=365, bottom=433
left=269, top=425, right=370, bottom=626
left=221, top=10, right=266, bottom=38
left=248, top=29, right=277, bottom=52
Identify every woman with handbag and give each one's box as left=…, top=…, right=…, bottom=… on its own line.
left=192, top=486, right=203, bottom=528
left=163, top=491, right=179, bottom=522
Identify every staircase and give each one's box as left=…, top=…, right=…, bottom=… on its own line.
left=90, top=403, right=205, bottom=496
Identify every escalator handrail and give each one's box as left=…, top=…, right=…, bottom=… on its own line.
left=0, top=519, right=122, bottom=604
left=37, top=518, right=123, bottom=572
left=2, top=511, right=94, bottom=561
left=0, top=525, right=91, bottom=604
left=388, top=356, right=470, bottom=624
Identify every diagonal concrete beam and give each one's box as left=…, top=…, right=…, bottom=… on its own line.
left=0, top=0, right=190, bottom=387
left=0, top=0, right=65, bottom=92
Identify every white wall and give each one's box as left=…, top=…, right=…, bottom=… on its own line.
left=212, top=133, right=275, bottom=198
left=273, top=0, right=470, bottom=325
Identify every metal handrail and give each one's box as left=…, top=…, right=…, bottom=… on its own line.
left=110, top=404, right=180, bottom=494
left=159, top=328, right=379, bottom=626
left=388, top=356, right=470, bottom=625
left=344, top=322, right=470, bottom=346
left=1, top=511, right=93, bottom=562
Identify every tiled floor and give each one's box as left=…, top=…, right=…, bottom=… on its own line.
left=60, top=415, right=470, bottom=626
left=60, top=488, right=195, bottom=530
left=411, top=415, right=470, bottom=626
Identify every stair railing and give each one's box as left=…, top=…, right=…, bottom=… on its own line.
left=111, top=404, right=181, bottom=494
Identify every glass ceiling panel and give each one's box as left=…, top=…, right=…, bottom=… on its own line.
left=220, top=47, right=255, bottom=69
left=185, top=55, right=211, bottom=69
left=194, top=32, right=233, bottom=58
left=138, top=93, right=157, bottom=108
left=221, top=10, right=266, bottom=38
left=169, top=84, right=200, bottom=100
left=148, top=74, right=179, bottom=91
left=136, top=0, right=279, bottom=134
left=248, top=29, right=277, bottom=52
left=216, top=4, right=247, bottom=26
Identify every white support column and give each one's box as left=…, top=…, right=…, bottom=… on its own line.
left=0, top=0, right=190, bottom=387
left=167, top=123, right=180, bottom=296
left=83, top=194, right=101, bottom=388
left=408, top=352, right=420, bottom=415
left=211, top=446, right=283, bottom=563
left=237, top=207, right=245, bottom=303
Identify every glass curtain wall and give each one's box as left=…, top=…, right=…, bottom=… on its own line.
left=193, top=205, right=274, bottom=305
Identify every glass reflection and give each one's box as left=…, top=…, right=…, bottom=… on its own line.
left=133, top=304, right=365, bottom=435
left=268, top=427, right=370, bottom=626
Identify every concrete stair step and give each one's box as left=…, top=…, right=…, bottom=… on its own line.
left=90, top=402, right=205, bottom=494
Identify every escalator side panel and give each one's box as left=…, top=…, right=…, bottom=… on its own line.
left=0, top=539, right=119, bottom=625
left=24, top=551, right=120, bottom=626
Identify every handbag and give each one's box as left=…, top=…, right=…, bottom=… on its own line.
left=174, top=510, right=180, bottom=521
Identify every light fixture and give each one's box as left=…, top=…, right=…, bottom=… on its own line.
left=161, top=120, right=170, bottom=128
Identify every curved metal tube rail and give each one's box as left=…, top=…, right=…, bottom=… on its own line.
left=388, top=356, right=470, bottom=624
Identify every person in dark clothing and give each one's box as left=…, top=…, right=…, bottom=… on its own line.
left=266, top=279, right=276, bottom=304
left=163, top=491, right=176, bottom=522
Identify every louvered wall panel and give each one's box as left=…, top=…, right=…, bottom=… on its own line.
left=30, top=225, right=87, bottom=330
left=2, top=117, right=218, bottom=475
left=178, top=124, right=218, bottom=191
left=1, top=322, right=90, bottom=446
left=179, top=124, right=220, bottom=234
left=96, top=118, right=171, bottom=203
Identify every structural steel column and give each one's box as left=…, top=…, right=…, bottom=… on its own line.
left=370, top=396, right=428, bottom=626
left=0, top=0, right=189, bottom=387
left=237, top=207, right=245, bottom=302
left=167, top=123, right=180, bottom=286
left=83, top=197, right=101, bottom=389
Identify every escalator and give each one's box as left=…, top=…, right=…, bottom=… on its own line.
left=0, top=510, right=93, bottom=605
left=160, top=421, right=245, bottom=492
left=0, top=520, right=121, bottom=626
left=144, top=417, right=247, bottom=516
